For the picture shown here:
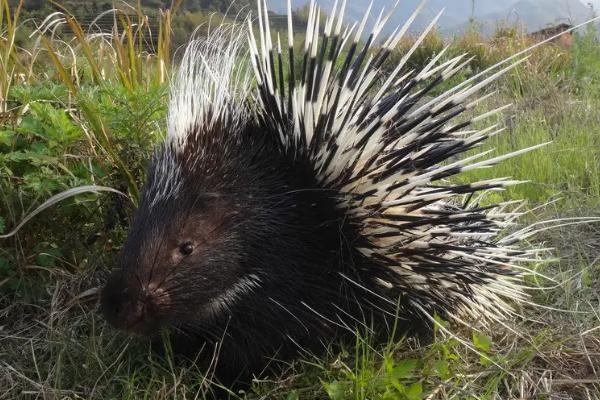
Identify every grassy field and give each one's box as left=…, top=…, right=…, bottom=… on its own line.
left=1, top=1, right=600, bottom=399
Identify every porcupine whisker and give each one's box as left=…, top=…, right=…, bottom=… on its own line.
left=252, top=296, right=345, bottom=331
left=299, top=301, right=359, bottom=336
left=268, top=297, right=310, bottom=334
left=361, top=298, right=399, bottom=320
left=330, top=303, right=376, bottom=337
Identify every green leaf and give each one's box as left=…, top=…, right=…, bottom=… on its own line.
left=22, top=172, right=63, bottom=194
left=434, top=359, right=450, bottom=379
left=0, top=215, right=5, bottom=233
left=0, top=130, right=15, bottom=146
left=323, top=380, right=346, bottom=400
left=432, top=314, right=448, bottom=336
left=28, top=102, right=82, bottom=144
left=472, top=332, right=493, bottom=353
left=406, top=381, right=423, bottom=400
left=15, top=151, right=57, bottom=165
left=2, top=150, right=27, bottom=162
left=391, top=359, right=417, bottom=380
left=582, top=269, right=592, bottom=288
left=35, top=247, right=63, bottom=268
left=286, top=390, right=299, bottom=400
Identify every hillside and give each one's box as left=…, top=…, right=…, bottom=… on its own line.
left=450, top=0, right=594, bottom=34
left=269, top=0, right=517, bottom=28
left=269, top=0, right=594, bottom=35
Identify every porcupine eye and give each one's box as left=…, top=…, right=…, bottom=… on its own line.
left=179, top=242, right=194, bottom=256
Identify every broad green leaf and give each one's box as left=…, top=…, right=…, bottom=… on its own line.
left=406, top=381, right=423, bottom=400
left=391, top=359, right=417, bottom=380
left=473, top=332, right=493, bottom=353
left=323, top=380, right=346, bottom=400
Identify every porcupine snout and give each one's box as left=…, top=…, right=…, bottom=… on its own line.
left=101, top=271, right=167, bottom=336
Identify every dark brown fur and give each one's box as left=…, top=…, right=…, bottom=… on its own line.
left=100, top=120, right=410, bottom=385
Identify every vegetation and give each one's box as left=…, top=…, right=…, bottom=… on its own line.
left=1, top=0, right=600, bottom=399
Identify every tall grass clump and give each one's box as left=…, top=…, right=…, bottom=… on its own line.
left=0, top=0, right=24, bottom=113
left=0, top=2, right=176, bottom=296
left=38, top=2, right=180, bottom=202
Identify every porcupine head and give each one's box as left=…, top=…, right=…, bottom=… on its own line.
left=102, top=0, right=535, bottom=382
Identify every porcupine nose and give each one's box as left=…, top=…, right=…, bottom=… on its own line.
left=100, top=272, right=157, bottom=335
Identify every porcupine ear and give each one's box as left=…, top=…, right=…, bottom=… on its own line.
left=248, top=0, right=595, bottom=329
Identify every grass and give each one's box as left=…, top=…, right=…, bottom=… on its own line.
left=1, top=2, right=600, bottom=399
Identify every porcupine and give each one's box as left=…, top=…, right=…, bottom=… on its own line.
left=101, top=0, right=546, bottom=384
